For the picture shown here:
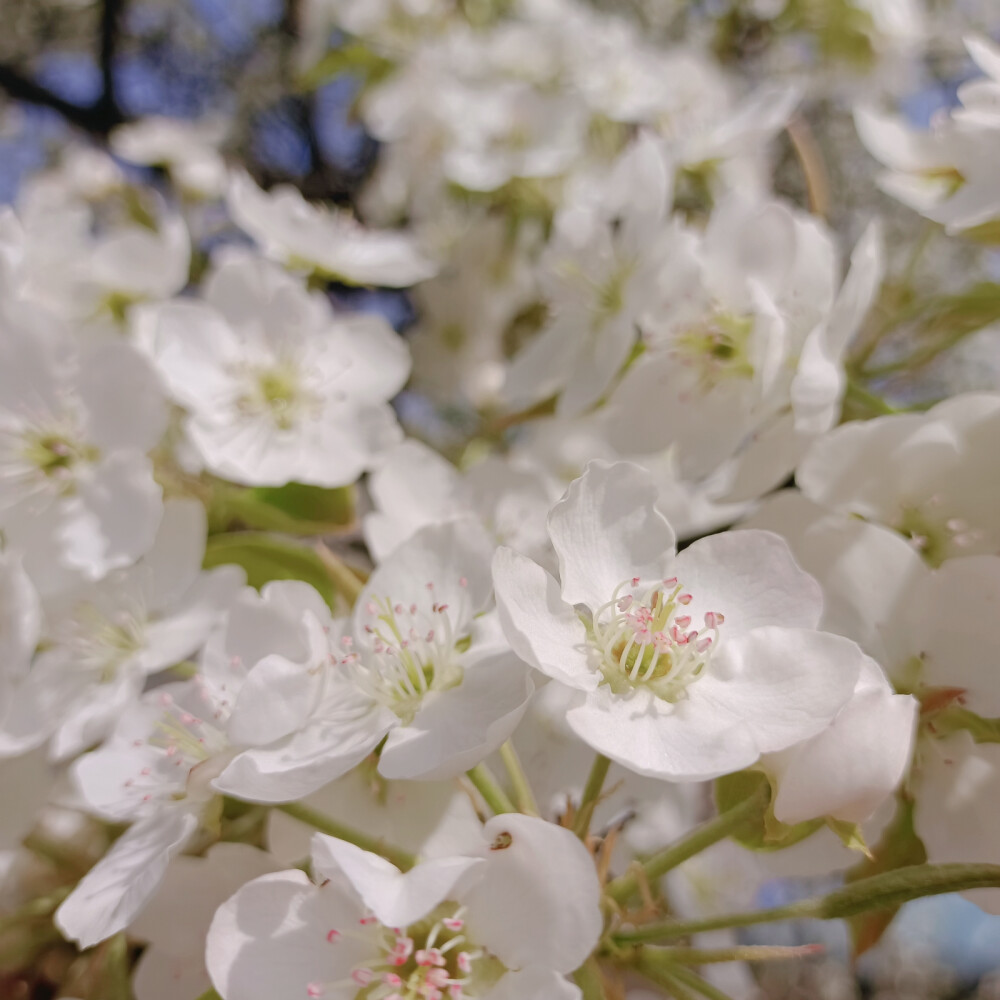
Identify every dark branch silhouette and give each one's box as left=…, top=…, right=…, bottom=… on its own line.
left=0, top=0, right=128, bottom=137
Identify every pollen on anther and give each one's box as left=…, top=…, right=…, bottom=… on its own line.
left=326, top=929, right=340, bottom=943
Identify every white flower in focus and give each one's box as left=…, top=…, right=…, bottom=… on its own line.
left=0, top=499, right=244, bottom=760
left=227, top=172, right=437, bottom=287
left=216, top=519, right=533, bottom=798
left=137, top=252, right=410, bottom=487
left=0, top=324, right=166, bottom=593
left=206, top=814, right=602, bottom=1000
left=492, top=461, right=862, bottom=780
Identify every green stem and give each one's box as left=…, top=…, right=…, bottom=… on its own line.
left=574, top=753, right=612, bottom=838
left=276, top=802, right=417, bottom=871
left=313, top=542, right=366, bottom=605
left=841, top=379, right=897, bottom=420
left=614, top=862, right=1000, bottom=945
left=499, top=740, right=539, bottom=816
left=572, top=956, right=608, bottom=1000
left=634, top=955, right=700, bottom=1000
left=614, top=900, right=819, bottom=945
left=631, top=944, right=824, bottom=965
left=605, top=782, right=769, bottom=904
left=466, top=763, right=516, bottom=815
left=658, top=963, right=736, bottom=1000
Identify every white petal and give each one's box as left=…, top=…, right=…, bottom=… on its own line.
left=769, top=681, right=917, bottom=824
left=492, top=547, right=595, bottom=691
left=462, top=814, right=602, bottom=974
left=55, top=809, right=199, bottom=948
left=206, top=870, right=371, bottom=1000
left=910, top=556, right=1000, bottom=715
left=669, top=529, right=822, bottom=637
left=565, top=684, right=759, bottom=781
left=378, top=653, right=533, bottom=780
left=699, top=627, right=863, bottom=754
left=356, top=517, right=495, bottom=640
left=227, top=655, right=322, bottom=747
left=311, top=834, right=484, bottom=927
left=214, top=703, right=396, bottom=803
left=914, top=732, right=1000, bottom=913
left=548, top=461, right=675, bottom=611
left=486, top=968, right=582, bottom=1000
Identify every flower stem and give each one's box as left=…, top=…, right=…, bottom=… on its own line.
left=499, top=740, right=539, bottom=815
left=605, top=781, right=769, bottom=904
left=614, top=900, right=820, bottom=945
left=613, top=862, right=1000, bottom=945
left=574, top=753, right=612, bottom=838
left=572, top=956, right=608, bottom=1000
left=275, top=801, right=417, bottom=871
left=631, top=944, right=824, bottom=965
left=466, top=763, right=517, bottom=815
left=313, top=542, right=366, bottom=606
left=650, top=961, right=736, bottom=1000
left=634, top=955, right=700, bottom=1000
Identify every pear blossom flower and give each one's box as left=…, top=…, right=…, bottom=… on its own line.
left=55, top=678, right=242, bottom=947
left=215, top=519, right=533, bottom=799
left=797, top=392, right=1000, bottom=565
left=0, top=500, right=244, bottom=761
left=0, top=321, right=166, bottom=594
left=227, top=172, right=437, bottom=287
left=206, top=815, right=602, bottom=1000
left=855, top=36, right=1000, bottom=234
left=137, top=250, right=410, bottom=487
left=745, top=492, right=1000, bottom=905
left=604, top=198, right=883, bottom=498
left=503, top=133, right=673, bottom=416
left=492, top=461, right=863, bottom=780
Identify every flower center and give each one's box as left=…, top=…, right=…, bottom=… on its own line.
left=670, top=310, right=754, bottom=389
left=334, top=583, right=470, bottom=724
left=309, top=902, right=504, bottom=1000
left=19, top=424, right=98, bottom=491
left=236, top=360, right=318, bottom=431
left=895, top=499, right=982, bottom=567
left=61, top=599, right=148, bottom=682
left=589, top=577, right=724, bottom=702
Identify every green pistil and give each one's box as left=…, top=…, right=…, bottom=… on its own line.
left=676, top=311, right=755, bottom=384
left=23, top=432, right=97, bottom=480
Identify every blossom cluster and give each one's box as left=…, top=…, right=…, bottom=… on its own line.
left=1, top=1, right=1000, bottom=999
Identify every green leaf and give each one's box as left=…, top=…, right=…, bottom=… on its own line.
left=715, top=770, right=823, bottom=852
left=209, top=482, right=355, bottom=536
left=203, top=533, right=336, bottom=608
left=195, top=991, right=223, bottom=1000
left=843, top=796, right=927, bottom=955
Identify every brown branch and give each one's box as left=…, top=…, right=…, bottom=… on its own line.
left=0, top=62, right=124, bottom=135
